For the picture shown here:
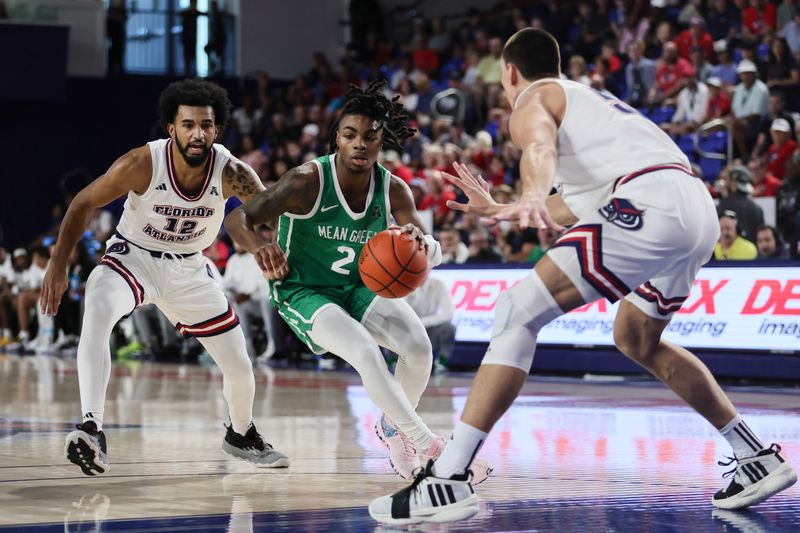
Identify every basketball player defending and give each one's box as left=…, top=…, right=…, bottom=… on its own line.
left=224, top=80, right=490, bottom=482
left=41, top=79, right=289, bottom=475
left=370, top=28, right=796, bottom=524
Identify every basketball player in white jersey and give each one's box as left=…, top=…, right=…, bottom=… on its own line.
left=40, top=79, right=290, bottom=475
left=370, top=28, right=796, bottom=524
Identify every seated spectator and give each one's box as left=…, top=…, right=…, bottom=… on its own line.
left=477, top=36, right=504, bottom=108
left=408, top=178, right=428, bottom=210
left=203, top=234, right=231, bottom=273
left=707, top=0, right=742, bottom=42
left=395, top=77, right=418, bottom=114
left=404, top=275, right=456, bottom=372
left=664, top=74, right=709, bottom=136
left=750, top=91, right=796, bottom=159
left=498, top=224, right=538, bottom=262
left=756, top=224, right=790, bottom=258
left=778, top=0, right=797, bottom=31
left=743, top=0, right=777, bottom=36
left=528, top=227, right=562, bottom=263
left=714, top=211, right=758, bottom=260
left=382, top=150, right=414, bottom=184
left=422, top=171, right=457, bottom=229
left=645, top=20, right=674, bottom=59
left=411, top=36, right=439, bottom=77
left=625, top=40, right=656, bottom=107
left=465, top=227, right=503, bottom=263
left=438, top=225, right=469, bottom=264
left=231, top=94, right=264, bottom=138
left=568, top=55, right=591, bottom=86
left=616, top=2, right=650, bottom=55
left=717, top=165, right=765, bottom=241
left=709, top=44, right=738, bottom=87
left=8, top=246, right=49, bottom=352
left=0, top=247, right=14, bottom=346
left=766, top=37, right=800, bottom=91
left=731, top=60, right=770, bottom=159
left=650, top=42, right=694, bottom=105
left=776, top=149, right=800, bottom=256
left=704, top=77, right=731, bottom=121
left=239, top=134, right=268, bottom=180
left=223, top=240, right=274, bottom=360
left=689, top=46, right=712, bottom=82
left=674, top=16, right=714, bottom=62
left=778, top=11, right=800, bottom=58
left=766, top=118, right=799, bottom=179
left=748, top=157, right=783, bottom=197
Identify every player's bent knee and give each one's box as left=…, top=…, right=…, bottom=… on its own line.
left=480, top=273, right=562, bottom=371
left=614, top=327, right=659, bottom=366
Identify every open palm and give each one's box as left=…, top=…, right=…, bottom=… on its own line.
left=442, top=163, right=502, bottom=217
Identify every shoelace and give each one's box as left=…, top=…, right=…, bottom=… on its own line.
left=399, top=432, right=417, bottom=458
left=718, top=455, right=738, bottom=478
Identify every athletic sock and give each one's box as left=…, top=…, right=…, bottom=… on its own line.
left=431, top=421, right=488, bottom=478
left=82, top=412, right=104, bottom=432
left=720, top=413, right=765, bottom=458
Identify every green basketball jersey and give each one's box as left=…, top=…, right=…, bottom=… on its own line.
left=271, top=154, right=391, bottom=293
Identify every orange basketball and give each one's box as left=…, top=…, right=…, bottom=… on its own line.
left=359, top=229, right=429, bottom=298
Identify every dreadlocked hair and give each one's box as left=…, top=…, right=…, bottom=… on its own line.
left=328, top=78, right=417, bottom=153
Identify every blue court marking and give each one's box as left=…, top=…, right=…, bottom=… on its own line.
left=5, top=492, right=798, bottom=532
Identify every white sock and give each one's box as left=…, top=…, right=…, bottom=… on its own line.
left=83, top=412, right=104, bottom=431
left=18, top=330, right=30, bottom=341
left=432, top=421, right=488, bottom=478
left=720, top=413, right=765, bottom=458
left=2, top=328, right=10, bottom=338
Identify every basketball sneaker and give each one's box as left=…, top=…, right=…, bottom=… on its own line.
left=712, top=443, right=797, bottom=509
left=418, top=437, right=494, bottom=485
left=375, top=415, right=419, bottom=479
left=368, top=460, right=479, bottom=525
left=65, top=421, right=109, bottom=476
left=221, top=424, right=290, bottom=467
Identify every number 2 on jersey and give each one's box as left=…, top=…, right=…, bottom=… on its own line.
left=331, top=245, right=356, bottom=275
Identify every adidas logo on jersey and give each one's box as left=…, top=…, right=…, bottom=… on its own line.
left=155, top=183, right=167, bottom=191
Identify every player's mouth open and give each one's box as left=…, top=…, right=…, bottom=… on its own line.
left=188, top=144, right=204, bottom=154
left=352, top=155, right=368, bottom=166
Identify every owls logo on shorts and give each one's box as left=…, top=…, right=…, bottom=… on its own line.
left=107, top=242, right=129, bottom=255
left=599, top=198, right=644, bottom=230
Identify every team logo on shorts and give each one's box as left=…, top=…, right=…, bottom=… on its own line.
left=107, top=242, right=129, bottom=255
left=599, top=198, right=644, bottom=230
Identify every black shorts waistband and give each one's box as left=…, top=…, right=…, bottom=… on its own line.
left=113, top=232, right=198, bottom=259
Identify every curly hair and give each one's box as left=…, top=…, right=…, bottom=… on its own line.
left=328, top=78, right=416, bottom=153
left=158, top=78, right=232, bottom=131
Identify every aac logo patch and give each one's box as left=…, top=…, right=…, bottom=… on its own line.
left=107, top=242, right=130, bottom=255
left=599, top=198, right=644, bottom=230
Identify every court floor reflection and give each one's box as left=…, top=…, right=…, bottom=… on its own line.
left=0, top=353, right=798, bottom=531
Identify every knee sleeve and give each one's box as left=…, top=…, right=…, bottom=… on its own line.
left=481, top=273, right=563, bottom=372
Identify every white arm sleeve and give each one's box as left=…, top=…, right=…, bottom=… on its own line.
left=423, top=234, right=442, bottom=267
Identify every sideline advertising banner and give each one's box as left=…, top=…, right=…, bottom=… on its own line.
left=430, top=265, right=800, bottom=352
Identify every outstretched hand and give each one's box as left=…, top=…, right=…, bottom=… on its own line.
left=253, top=242, right=290, bottom=281
left=491, top=193, right=565, bottom=231
left=442, top=162, right=501, bottom=218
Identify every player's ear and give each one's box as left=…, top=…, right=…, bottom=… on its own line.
left=167, top=123, right=176, bottom=139
left=509, top=63, right=518, bottom=85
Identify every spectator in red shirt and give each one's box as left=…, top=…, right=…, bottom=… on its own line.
left=650, top=41, right=695, bottom=104
left=748, top=158, right=783, bottom=197
left=422, top=171, right=457, bottom=229
left=381, top=150, right=414, bottom=184
left=412, top=36, right=439, bottom=76
left=674, top=16, right=715, bottom=62
left=743, top=0, right=777, bottom=36
left=766, top=118, right=799, bottom=178
left=705, top=77, right=732, bottom=120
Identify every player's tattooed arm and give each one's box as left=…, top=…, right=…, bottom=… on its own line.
left=242, top=163, right=319, bottom=226
left=221, top=159, right=265, bottom=201
left=223, top=162, right=318, bottom=277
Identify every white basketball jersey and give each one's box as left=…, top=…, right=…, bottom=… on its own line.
left=516, top=79, right=691, bottom=215
left=115, top=138, right=231, bottom=253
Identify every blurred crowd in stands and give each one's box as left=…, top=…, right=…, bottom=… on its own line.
left=2, top=0, right=799, bottom=362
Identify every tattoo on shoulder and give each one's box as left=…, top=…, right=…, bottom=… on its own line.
left=224, top=162, right=259, bottom=197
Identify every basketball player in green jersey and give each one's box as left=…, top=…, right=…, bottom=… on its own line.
left=225, top=80, right=491, bottom=482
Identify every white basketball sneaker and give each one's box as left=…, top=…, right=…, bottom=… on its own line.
left=374, top=415, right=420, bottom=479
left=712, top=443, right=797, bottom=509
left=369, top=460, right=478, bottom=525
